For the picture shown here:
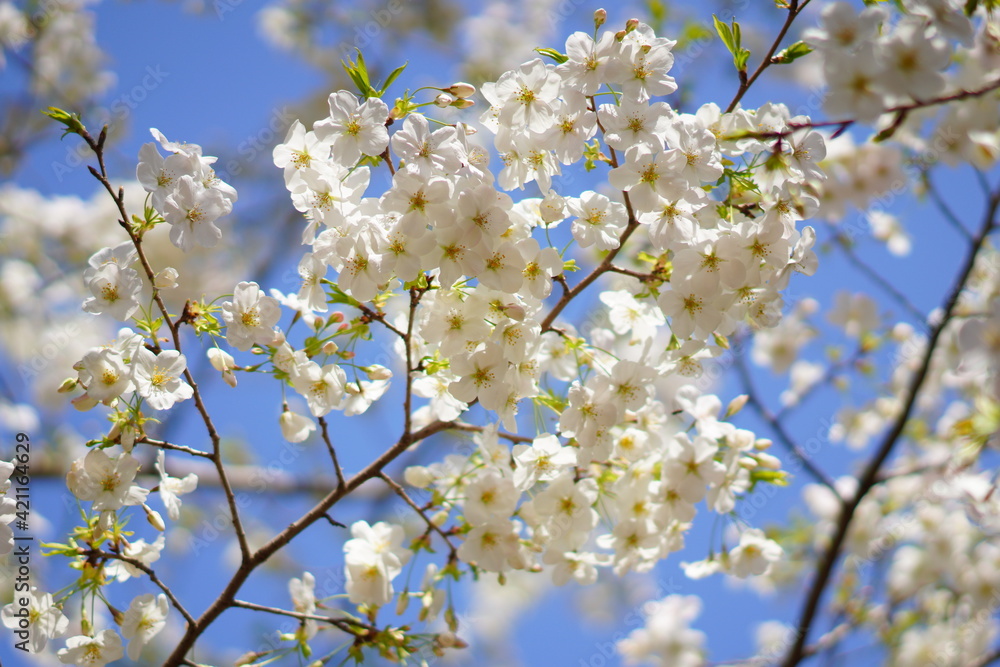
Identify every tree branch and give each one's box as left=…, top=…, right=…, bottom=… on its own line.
left=161, top=419, right=458, bottom=666
left=780, top=184, right=1000, bottom=666
left=733, top=336, right=837, bottom=491
left=725, top=0, right=812, bottom=113
left=93, top=550, right=196, bottom=627
left=81, top=127, right=251, bottom=565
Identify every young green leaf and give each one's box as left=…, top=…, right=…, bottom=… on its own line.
left=712, top=15, right=736, bottom=54
left=42, top=106, right=88, bottom=139
left=535, top=47, right=569, bottom=64
left=771, top=41, right=813, bottom=64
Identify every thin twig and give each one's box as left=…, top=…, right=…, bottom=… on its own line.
left=93, top=550, right=196, bottom=627
left=318, top=416, right=346, bottom=492
left=726, top=0, right=812, bottom=113
left=161, top=418, right=458, bottom=666
left=357, top=302, right=406, bottom=338
left=138, top=437, right=213, bottom=459
left=378, top=471, right=458, bottom=559
left=922, top=170, right=973, bottom=241
left=80, top=127, right=251, bottom=564
left=449, top=421, right=535, bottom=444
left=229, top=599, right=373, bottom=635
left=833, top=233, right=929, bottom=329
left=607, top=265, right=655, bottom=282
left=733, top=336, right=837, bottom=491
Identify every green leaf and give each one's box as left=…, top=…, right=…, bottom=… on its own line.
left=342, top=49, right=378, bottom=98
left=712, top=15, right=736, bottom=54
left=378, top=61, right=409, bottom=96
left=42, top=106, right=87, bottom=139
left=771, top=41, right=813, bottom=64
left=533, top=390, right=567, bottom=414
left=735, top=47, right=751, bottom=72
left=713, top=16, right=750, bottom=72
left=326, top=284, right=362, bottom=308
left=750, top=469, right=789, bottom=486
left=535, top=47, right=569, bottom=64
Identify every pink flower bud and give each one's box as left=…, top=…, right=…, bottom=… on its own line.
left=434, top=93, right=456, bottom=108
left=446, top=82, right=476, bottom=98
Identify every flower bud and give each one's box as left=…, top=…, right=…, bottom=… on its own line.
left=404, top=465, right=433, bottom=488
left=437, top=631, right=461, bottom=648
left=329, top=311, right=344, bottom=324
left=58, top=378, right=78, bottom=393
left=626, top=17, right=639, bottom=31
left=540, top=189, right=566, bottom=223
left=323, top=341, right=339, bottom=354
left=503, top=303, right=526, bottom=322
left=725, top=394, right=749, bottom=418
left=145, top=505, right=166, bottom=531
left=446, top=82, right=476, bottom=98
left=615, top=29, right=627, bottom=40
left=434, top=93, right=456, bottom=108
left=452, top=98, right=475, bottom=109
left=396, top=591, right=410, bottom=615
left=208, top=348, right=238, bottom=387
left=756, top=452, right=782, bottom=470
left=280, top=410, right=316, bottom=443
left=72, top=393, right=99, bottom=412
left=207, top=347, right=236, bottom=372
left=594, top=9, right=607, bottom=28
left=154, top=267, right=179, bottom=289
left=754, top=438, right=772, bottom=450
left=365, top=364, right=393, bottom=380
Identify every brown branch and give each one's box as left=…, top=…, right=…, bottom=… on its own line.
left=317, top=416, right=346, bottom=492
left=161, top=418, right=457, bottom=666
left=449, top=421, right=534, bottom=444
left=93, top=550, right=196, bottom=627
left=229, top=599, right=373, bottom=636
left=357, top=302, right=406, bottom=338
left=607, top=265, right=655, bottom=282
left=733, top=336, right=836, bottom=490
left=378, top=471, right=458, bottom=559
left=139, top=437, right=213, bottom=459
left=736, top=77, right=1000, bottom=141
left=726, top=0, right=813, bottom=113
left=833, top=233, right=928, bottom=329
left=80, top=126, right=251, bottom=564
left=780, top=184, right=1000, bottom=666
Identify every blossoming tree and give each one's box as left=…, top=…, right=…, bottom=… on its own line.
left=1, top=1, right=999, bottom=665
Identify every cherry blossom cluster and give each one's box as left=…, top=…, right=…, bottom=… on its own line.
left=10, top=0, right=1000, bottom=662
left=136, top=129, right=238, bottom=251
left=261, top=16, right=826, bottom=620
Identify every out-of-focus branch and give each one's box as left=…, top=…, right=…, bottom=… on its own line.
left=781, top=184, right=1000, bottom=666
left=833, top=233, right=928, bottom=328
left=733, top=337, right=836, bottom=491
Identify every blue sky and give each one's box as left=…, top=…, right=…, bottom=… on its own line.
left=2, top=0, right=996, bottom=665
